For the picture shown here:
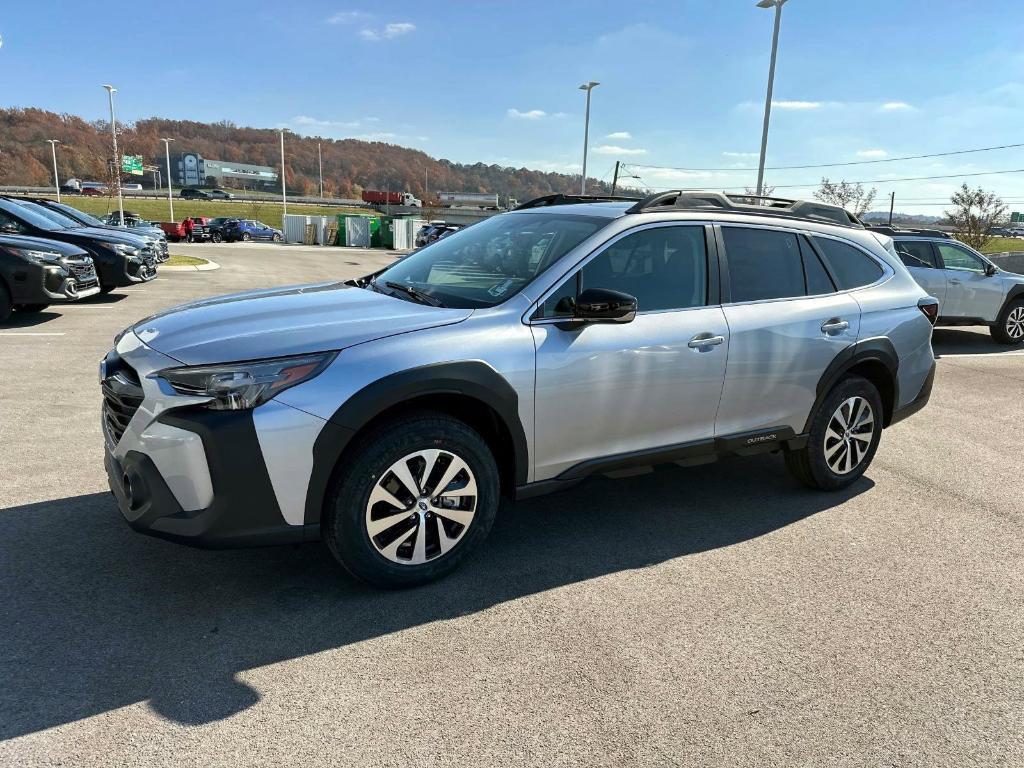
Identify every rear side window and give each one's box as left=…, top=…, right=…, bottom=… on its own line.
left=814, top=237, right=884, bottom=290
left=895, top=240, right=937, bottom=269
left=722, top=227, right=805, bottom=302
left=799, top=236, right=835, bottom=295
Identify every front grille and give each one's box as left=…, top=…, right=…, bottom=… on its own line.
left=68, top=262, right=98, bottom=289
left=101, top=353, right=143, bottom=445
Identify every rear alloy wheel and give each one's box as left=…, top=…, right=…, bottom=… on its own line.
left=785, top=375, right=883, bottom=491
left=211, top=232, right=223, bottom=243
left=991, top=300, right=1024, bottom=345
left=323, top=411, right=499, bottom=587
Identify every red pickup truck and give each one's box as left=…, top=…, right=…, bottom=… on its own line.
left=159, top=217, right=211, bottom=242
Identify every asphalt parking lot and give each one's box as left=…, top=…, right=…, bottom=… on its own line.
left=1, top=243, right=1022, bottom=767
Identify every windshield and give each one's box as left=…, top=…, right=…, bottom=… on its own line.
left=373, top=213, right=607, bottom=308
left=52, top=203, right=104, bottom=227
left=0, top=199, right=65, bottom=231
left=17, top=201, right=83, bottom=229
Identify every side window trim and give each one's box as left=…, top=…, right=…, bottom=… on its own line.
left=527, top=221, right=715, bottom=323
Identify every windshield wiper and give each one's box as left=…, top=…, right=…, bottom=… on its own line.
left=380, top=280, right=444, bottom=307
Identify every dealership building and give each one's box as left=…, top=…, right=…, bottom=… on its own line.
left=174, top=152, right=278, bottom=189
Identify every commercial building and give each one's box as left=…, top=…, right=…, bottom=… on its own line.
left=174, top=152, right=278, bottom=189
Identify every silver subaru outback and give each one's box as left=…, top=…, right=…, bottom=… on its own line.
left=101, top=192, right=938, bottom=587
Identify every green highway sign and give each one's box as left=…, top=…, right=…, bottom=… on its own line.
left=1011, top=211, right=1022, bottom=223
left=121, top=155, right=143, bottom=176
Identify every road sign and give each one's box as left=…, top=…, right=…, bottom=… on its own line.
left=1011, top=211, right=1022, bottom=223
left=121, top=155, right=143, bottom=176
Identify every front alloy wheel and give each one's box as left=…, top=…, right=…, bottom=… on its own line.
left=366, top=449, right=477, bottom=565
left=1004, top=305, right=1024, bottom=341
left=823, top=396, right=875, bottom=475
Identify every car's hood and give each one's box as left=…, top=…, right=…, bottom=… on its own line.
left=133, top=282, right=472, bottom=365
left=0, top=234, right=90, bottom=257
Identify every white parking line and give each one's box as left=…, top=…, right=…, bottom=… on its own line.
left=0, top=332, right=66, bottom=336
left=936, top=351, right=1024, bottom=358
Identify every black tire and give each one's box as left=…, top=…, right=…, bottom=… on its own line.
left=0, top=281, right=12, bottom=324
left=323, top=411, right=500, bottom=588
left=100, top=285, right=116, bottom=295
left=272, top=233, right=282, bottom=242
left=785, top=375, right=883, bottom=491
left=990, top=298, right=1024, bottom=345
left=14, top=303, right=48, bottom=313
left=240, top=233, right=251, bottom=242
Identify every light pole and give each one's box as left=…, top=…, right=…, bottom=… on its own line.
left=754, top=0, right=788, bottom=198
left=160, top=137, right=175, bottom=221
left=578, top=81, right=599, bottom=195
left=279, top=130, right=288, bottom=222
left=102, top=84, right=125, bottom=226
left=46, top=140, right=61, bottom=202
left=317, top=141, right=324, bottom=199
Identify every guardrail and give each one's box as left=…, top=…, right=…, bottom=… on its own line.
left=0, top=186, right=368, bottom=208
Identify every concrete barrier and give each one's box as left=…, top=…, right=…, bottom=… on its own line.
left=988, top=251, right=1024, bottom=274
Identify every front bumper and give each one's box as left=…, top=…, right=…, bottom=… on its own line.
left=11, top=261, right=100, bottom=303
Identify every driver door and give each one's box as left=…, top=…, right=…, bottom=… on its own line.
left=935, top=241, right=1003, bottom=322
left=530, top=224, right=729, bottom=480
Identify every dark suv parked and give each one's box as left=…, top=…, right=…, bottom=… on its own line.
left=180, top=188, right=210, bottom=200
left=28, top=199, right=170, bottom=262
left=0, top=198, right=156, bottom=293
left=0, top=234, right=100, bottom=322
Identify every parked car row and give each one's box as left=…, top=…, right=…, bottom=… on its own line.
left=157, top=216, right=283, bottom=243
left=0, top=197, right=166, bottom=323
left=415, top=221, right=463, bottom=247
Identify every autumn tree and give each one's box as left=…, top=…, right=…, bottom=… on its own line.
left=813, top=178, right=878, bottom=217
left=944, top=184, right=1007, bottom=251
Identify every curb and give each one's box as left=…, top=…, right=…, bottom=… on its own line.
left=161, top=259, right=220, bottom=272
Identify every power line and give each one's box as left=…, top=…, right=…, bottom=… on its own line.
left=624, top=141, right=1024, bottom=173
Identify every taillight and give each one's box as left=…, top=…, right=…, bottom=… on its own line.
left=918, top=297, right=939, bottom=325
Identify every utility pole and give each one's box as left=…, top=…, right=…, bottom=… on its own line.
left=102, top=85, right=125, bottom=227
left=317, top=141, right=324, bottom=199
left=755, top=0, right=788, bottom=197
left=578, top=81, right=599, bottom=195
left=279, top=130, right=288, bottom=221
left=161, top=137, right=175, bottom=221
left=611, top=161, right=621, bottom=196
left=46, top=140, right=61, bottom=202
left=888, top=191, right=895, bottom=226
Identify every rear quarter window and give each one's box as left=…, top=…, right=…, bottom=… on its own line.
left=814, top=237, right=884, bottom=290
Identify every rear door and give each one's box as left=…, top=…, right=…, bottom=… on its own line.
left=895, top=239, right=946, bottom=309
left=714, top=225, right=861, bottom=438
left=935, top=241, right=1004, bottom=322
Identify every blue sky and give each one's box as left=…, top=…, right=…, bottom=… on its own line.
left=2, top=1, right=1024, bottom=213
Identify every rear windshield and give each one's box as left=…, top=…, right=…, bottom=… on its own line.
left=373, top=212, right=608, bottom=309
left=0, top=199, right=64, bottom=231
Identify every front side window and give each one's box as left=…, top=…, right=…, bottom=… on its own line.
left=722, top=227, right=806, bottom=302
left=374, top=213, right=607, bottom=309
left=936, top=243, right=987, bottom=273
left=896, top=240, right=937, bottom=269
left=537, top=225, right=709, bottom=318
left=814, top=237, right=884, bottom=290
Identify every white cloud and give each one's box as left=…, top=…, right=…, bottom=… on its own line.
left=354, top=131, right=398, bottom=141
left=856, top=149, right=888, bottom=159
left=593, top=145, right=648, bottom=156
left=605, top=131, right=632, bottom=140
left=360, top=22, right=415, bottom=41
left=722, top=151, right=758, bottom=158
left=292, top=115, right=361, bottom=129
left=772, top=100, right=821, bottom=110
left=881, top=101, right=913, bottom=111
left=326, top=10, right=369, bottom=24
left=507, top=108, right=547, bottom=120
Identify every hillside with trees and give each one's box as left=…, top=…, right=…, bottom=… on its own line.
left=0, top=108, right=619, bottom=201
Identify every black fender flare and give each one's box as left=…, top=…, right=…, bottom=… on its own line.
left=998, top=284, right=1024, bottom=318
left=305, top=361, right=529, bottom=525
left=803, top=338, right=900, bottom=433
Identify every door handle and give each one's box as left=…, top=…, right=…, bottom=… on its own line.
left=949, top=278, right=962, bottom=285
left=688, top=333, right=725, bottom=350
left=821, top=318, right=850, bottom=335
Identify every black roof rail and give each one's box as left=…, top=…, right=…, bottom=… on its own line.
left=865, top=225, right=952, bottom=239
left=514, top=193, right=642, bottom=210
left=624, top=190, right=864, bottom=228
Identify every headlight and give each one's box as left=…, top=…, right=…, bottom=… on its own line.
left=110, top=243, right=141, bottom=258
left=157, top=352, right=337, bottom=410
left=9, top=248, right=65, bottom=266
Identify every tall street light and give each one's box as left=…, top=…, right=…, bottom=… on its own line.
left=160, top=137, right=175, bottom=221
left=46, top=140, right=61, bottom=202
left=102, top=84, right=125, bottom=226
left=578, top=81, right=599, bottom=195
left=279, top=130, right=288, bottom=222
left=317, top=141, right=324, bottom=199
left=754, top=0, right=788, bottom=198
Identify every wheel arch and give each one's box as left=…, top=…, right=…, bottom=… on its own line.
left=305, top=362, right=529, bottom=525
left=805, top=338, right=899, bottom=432
left=998, top=284, right=1024, bottom=316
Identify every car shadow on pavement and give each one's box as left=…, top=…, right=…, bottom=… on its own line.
left=0, top=453, right=872, bottom=739
left=932, top=327, right=1015, bottom=356
left=80, top=292, right=128, bottom=305
left=2, top=310, right=63, bottom=328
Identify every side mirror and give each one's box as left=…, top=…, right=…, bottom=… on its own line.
left=574, top=287, right=637, bottom=324
left=985, top=263, right=998, bottom=277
